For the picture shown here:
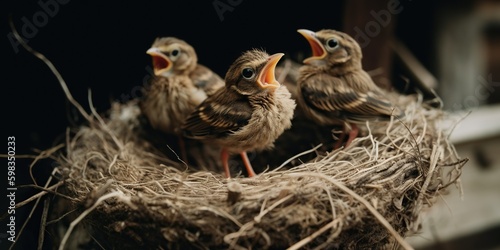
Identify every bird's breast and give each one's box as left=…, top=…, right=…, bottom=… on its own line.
left=141, top=77, right=206, bottom=134
left=221, top=87, right=296, bottom=153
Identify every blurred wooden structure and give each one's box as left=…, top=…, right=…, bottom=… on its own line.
left=344, top=1, right=500, bottom=249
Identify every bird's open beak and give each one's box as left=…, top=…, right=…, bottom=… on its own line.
left=297, top=29, right=326, bottom=64
left=257, top=53, right=284, bottom=90
left=146, top=48, right=172, bottom=76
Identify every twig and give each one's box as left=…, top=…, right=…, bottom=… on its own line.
left=38, top=197, right=50, bottom=250
left=412, top=144, right=441, bottom=224
left=87, top=90, right=124, bottom=151
left=166, top=144, right=188, bottom=170
left=254, top=194, right=294, bottom=223
left=365, top=121, right=379, bottom=161
left=15, top=183, right=76, bottom=203
left=271, top=144, right=322, bottom=173
left=288, top=217, right=342, bottom=250
left=8, top=17, right=92, bottom=122
left=89, top=234, right=107, bottom=250
left=28, top=144, right=65, bottom=186
left=9, top=169, right=57, bottom=250
left=58, top=191, right=130, bottom=250
left=287, top=172, right=414, bottom=250
left=46, top=208, right=79, bottom=225
left=197, top=206, right=243, bottom=228
left=14, top=181, right=65, bottom=209
left=1, top=181, right=63, bottom=221
left=396, top=114, right=423, bottom=171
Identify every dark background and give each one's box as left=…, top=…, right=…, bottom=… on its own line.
left=2, top=0, right=436, bottom=160
left=1, top=0, right=436, bottom=249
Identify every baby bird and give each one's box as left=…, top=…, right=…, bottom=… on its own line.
left=182, top=49, right=296, bottom=178
left=141, top=37, right=224, bottom=159
left=296, top=29, right=402, bottom=148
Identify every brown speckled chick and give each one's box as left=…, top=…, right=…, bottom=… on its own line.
left=182, top=49, right=296, bottom=178
left=296, top=29, right=403, bottom=148
left=141, top=37, right=224, bottom=158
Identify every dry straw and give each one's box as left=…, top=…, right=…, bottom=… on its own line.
left=9, top=24, right=467, bottom=249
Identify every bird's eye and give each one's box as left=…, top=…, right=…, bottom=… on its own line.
left=326, top=38, right=339, bottom=50
left=170, top=49, right=180, bottom=60
left=241, top=68, right=255, bottom=79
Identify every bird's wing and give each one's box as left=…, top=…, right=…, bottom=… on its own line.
left=301, top=74, right=399, bottom=120
left=182, top=90, right=252, bottom=139
left=191, top=64, right=225, bottom=96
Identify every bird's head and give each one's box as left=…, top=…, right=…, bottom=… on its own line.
left=225, top=49, right=284, bottom=96
left=297, top=29, right=362, bottom=68
left=146, top=37, right=198, bottom=77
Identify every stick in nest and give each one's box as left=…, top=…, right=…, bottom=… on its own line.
left=6, top=16, right=104, bottom=249
left=57, top=96, right=466, bottom=248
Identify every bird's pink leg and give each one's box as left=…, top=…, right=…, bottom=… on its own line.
left=221, top=148, right=231, bottom=178
left=240, top=151, right=256, bottom=177
left=344, top=123, right=359, bottom=148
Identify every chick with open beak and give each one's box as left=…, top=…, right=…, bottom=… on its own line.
left=182, top=49, right=296, bottom=178
left=140, top=37, right=225, bottom=161
left=296, top=29, right=403, bottom=149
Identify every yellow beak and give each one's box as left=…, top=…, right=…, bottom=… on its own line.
left=146, top=47, right=172, bottom=76
left=257, top=53, right=284, bottom=90
left=297, top=29, right=326, bottom=64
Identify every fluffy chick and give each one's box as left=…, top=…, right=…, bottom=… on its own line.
left=182, top=49, right=296, bottom=178
left=296, top=29, right=403, bottom=148
left=141, top=37, right=224, bottom=159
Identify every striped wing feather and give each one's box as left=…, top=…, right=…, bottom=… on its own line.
left=182, top=90, right=252, bottom=139
left=301, top=74, right=398, bottom=122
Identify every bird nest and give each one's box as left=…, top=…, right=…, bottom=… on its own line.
left=35, top=85, right=467, bottom=250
